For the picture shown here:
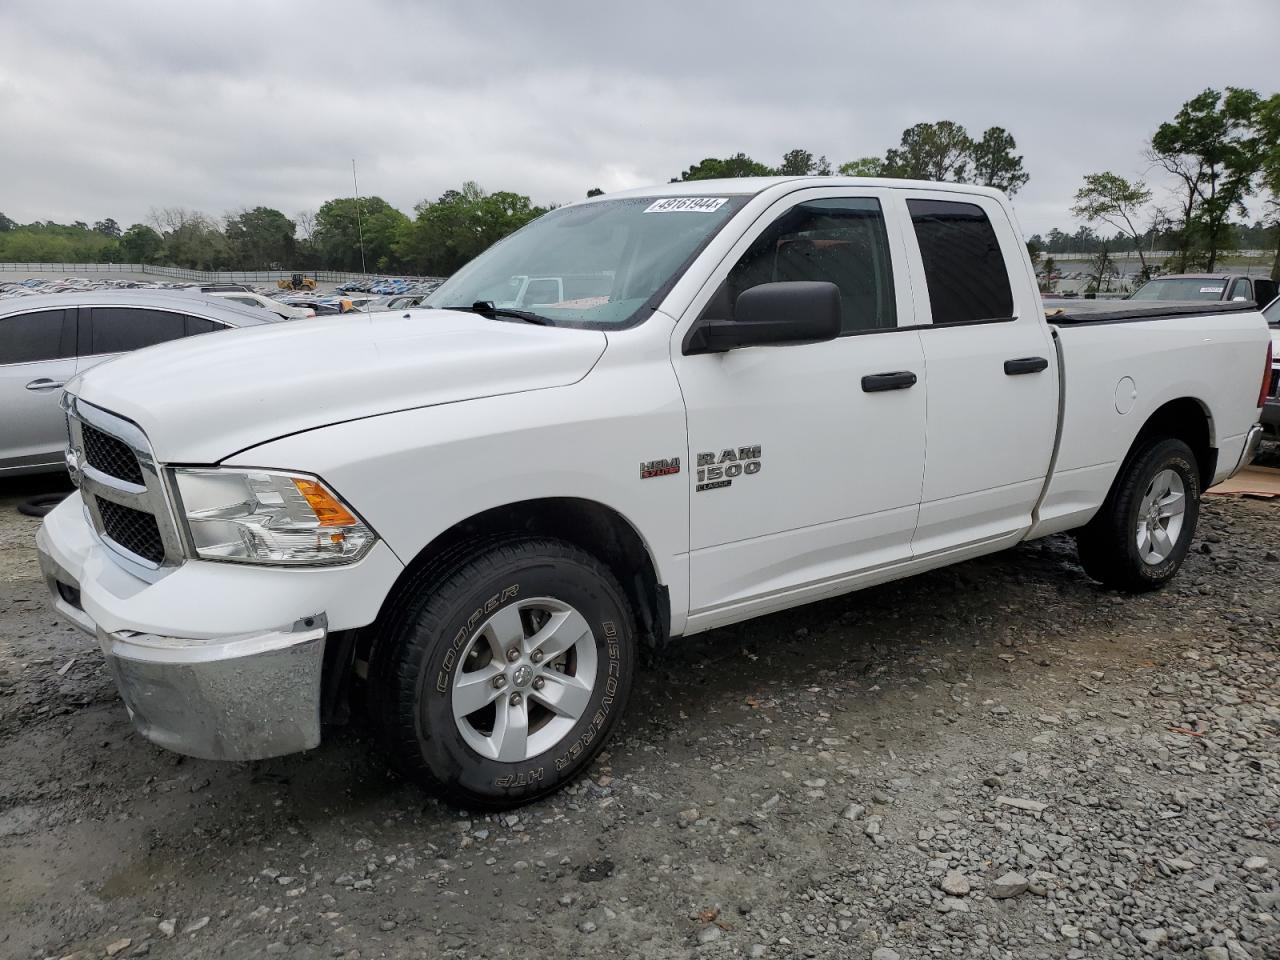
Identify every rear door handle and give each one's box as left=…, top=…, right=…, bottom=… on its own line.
left=861, top=371, right=918, bottom=393
left=25, top=378, right=66, bottom=391
left=1003, top=357, right=1049, bottom=376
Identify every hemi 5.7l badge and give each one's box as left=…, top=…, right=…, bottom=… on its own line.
left=696, top=445, right=761, bottom=492
left=640, top=457, right=681, bottom=479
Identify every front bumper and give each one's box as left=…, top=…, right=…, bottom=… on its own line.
left=36, top=494, right=402, bottom=761
left=38, top=527, right=325, bottom=760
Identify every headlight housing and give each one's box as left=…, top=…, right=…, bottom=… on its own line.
left=172, top=468, right=375, bottom=565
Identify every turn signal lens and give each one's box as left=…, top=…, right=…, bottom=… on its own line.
left=293, top=478, right=358, bottom=527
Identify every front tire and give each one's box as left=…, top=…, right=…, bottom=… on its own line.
left=1076, top=437, right=1200, bottom=592
left=371, top=538, right=635, bottom=809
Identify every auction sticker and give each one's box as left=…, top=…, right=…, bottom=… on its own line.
left=1200, top=286, right=1224, bottom=294
left=644, top=197, right=728, bottom=213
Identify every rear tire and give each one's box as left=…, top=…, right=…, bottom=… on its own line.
left=370, top=538, right=635, bottom=809
left=1076, top=437, right=1200, bottom=592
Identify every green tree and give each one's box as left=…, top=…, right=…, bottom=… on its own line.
left=675, top=153, right=775, bottom=181
left=0, top=220, right=121, bottom=262
left=1086, top=247, right=1116, bottom=295
left=971, top=127, right=1029, bottom=195
left=882, top=121, right=974, bottom=182
left=149, top=208, right=228, bottom=270
left=395, top=182, right=546, bottom=276
left=1040, top=255, right=1057, bottom=293
left=777, top=149, right=830, bottom=176
left=838, top=157, right=885, bottom=177
left=1247, top=92, right=1280, bottom=281
left=1149, top=87, right=1262, bottom=271
left=586, top=187, right=604, bottom=198
left=1072, top=172, right=1155, bottom=271
left=92, top=218, right=121, bottom=237
left=224, top=206, right=296, bottom=269
left=0, top=211, right=14, bottom=232
left=313, top=196, right=409, bottom=273
left=119, top=223, right=164, bottom=263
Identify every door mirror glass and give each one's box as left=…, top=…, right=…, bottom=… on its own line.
left=685, top=281, right=841, bottom=354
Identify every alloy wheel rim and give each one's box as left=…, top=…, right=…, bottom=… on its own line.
left=1135, top=468, right=1186, bottom=565
left=450, top=597, right=596, bottom=762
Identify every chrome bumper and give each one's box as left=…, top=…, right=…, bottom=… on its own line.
left=37, top=529, right=326, bottom=761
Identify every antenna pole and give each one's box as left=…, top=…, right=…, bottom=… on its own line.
left=352, top=158, right=368, bottom=275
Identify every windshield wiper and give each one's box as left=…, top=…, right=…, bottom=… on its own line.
left=440, top=301, right=553, bottom=326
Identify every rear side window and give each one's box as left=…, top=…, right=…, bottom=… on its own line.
left=1229, top=278, right=1253, bottom=301
left=185, top=316, right=222, bottom=335
left=0, top=310, right=70, bottom=364
left=907, top=199, right=1014, bottom=325
left=724, top=198, right=897, bottom=333
left=90, top=308, right=190, bottom=354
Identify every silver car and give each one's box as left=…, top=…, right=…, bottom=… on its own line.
left=0, top=290, right=287, bottom=476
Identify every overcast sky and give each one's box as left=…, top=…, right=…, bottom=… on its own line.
left=2, top=0, right=1278, bottom=237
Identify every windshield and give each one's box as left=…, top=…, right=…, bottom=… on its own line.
left=423, top=194, right=749, bottom=328
left=1130, top=277, right=1226, bottom=301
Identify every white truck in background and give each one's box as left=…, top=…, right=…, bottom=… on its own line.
left=37, top=177, right=1270, bottom=808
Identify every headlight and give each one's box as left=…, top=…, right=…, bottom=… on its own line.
left=172, top=468, right=375, bottom=565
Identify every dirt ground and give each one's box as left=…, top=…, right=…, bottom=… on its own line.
left=0, top=475, right=1276, bottom=960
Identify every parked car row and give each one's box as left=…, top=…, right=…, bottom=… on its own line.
left=336, top=276, right=444, bottom=296
left=0, top=276, right=199, bottom=300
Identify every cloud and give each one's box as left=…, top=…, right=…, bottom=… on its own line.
left=1, top=0, right=1277, bottom=235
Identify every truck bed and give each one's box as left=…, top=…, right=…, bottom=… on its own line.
left=1030, top=299, right=1267, bottom=540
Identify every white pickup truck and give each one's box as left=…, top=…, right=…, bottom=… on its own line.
left=37, top=177, right=1270, bottom=808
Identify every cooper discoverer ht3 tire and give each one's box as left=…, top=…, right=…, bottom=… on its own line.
left=370, top=538, right=635, bottom=809
left=1076, top=437, right=1201, bottom=592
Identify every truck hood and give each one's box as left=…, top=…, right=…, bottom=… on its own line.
left=69, top=309, right=607, bottom=462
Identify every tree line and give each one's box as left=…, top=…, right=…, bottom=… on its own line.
left=0, top=185, right=549, bottom=277
left=1, top=91, right=1276, bottom=280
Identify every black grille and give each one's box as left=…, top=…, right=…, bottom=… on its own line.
left=97, top=498, right=164, bottom=564
left=82, top=423, right=144, bottom=485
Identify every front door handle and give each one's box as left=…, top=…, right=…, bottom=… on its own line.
left=25, top=378, right=67, bottom=391
left=1003, top=357, right=1049, bottom=376
left=861, top=371, right=918, bottom=393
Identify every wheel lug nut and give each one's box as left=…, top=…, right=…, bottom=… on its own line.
left=509, top=692, right=522, bottom=706
left=506, top=648, right=521, bottom=663
left=530, top=649, right=543, bottom=663
left=492, top=675, right=507, bottom=689
left=531, top=676, right=545, bottom=690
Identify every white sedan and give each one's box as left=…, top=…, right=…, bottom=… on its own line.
left=202, top=290, right=316, bottom=319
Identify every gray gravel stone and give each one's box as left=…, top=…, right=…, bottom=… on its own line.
left=988, top=872, right=1029, bottom=899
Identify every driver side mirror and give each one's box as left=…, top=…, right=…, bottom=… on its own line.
left=684, top=281, right=842, bottom=355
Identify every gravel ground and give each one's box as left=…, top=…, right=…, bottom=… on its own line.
left=0, top=479, right=1276, bottom=960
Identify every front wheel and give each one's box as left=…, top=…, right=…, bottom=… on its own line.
left=1076, top=437, right=1201, bottom=592
left=370, top=538, right=635, bottom=809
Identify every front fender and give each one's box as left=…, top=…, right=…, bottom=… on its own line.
left=223, top=366, right=690, bottom=632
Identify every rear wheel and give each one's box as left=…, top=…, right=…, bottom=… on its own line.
left=1076, top=437, right=1200, bottom=592
left=371, top=538, right=635, bottom=808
